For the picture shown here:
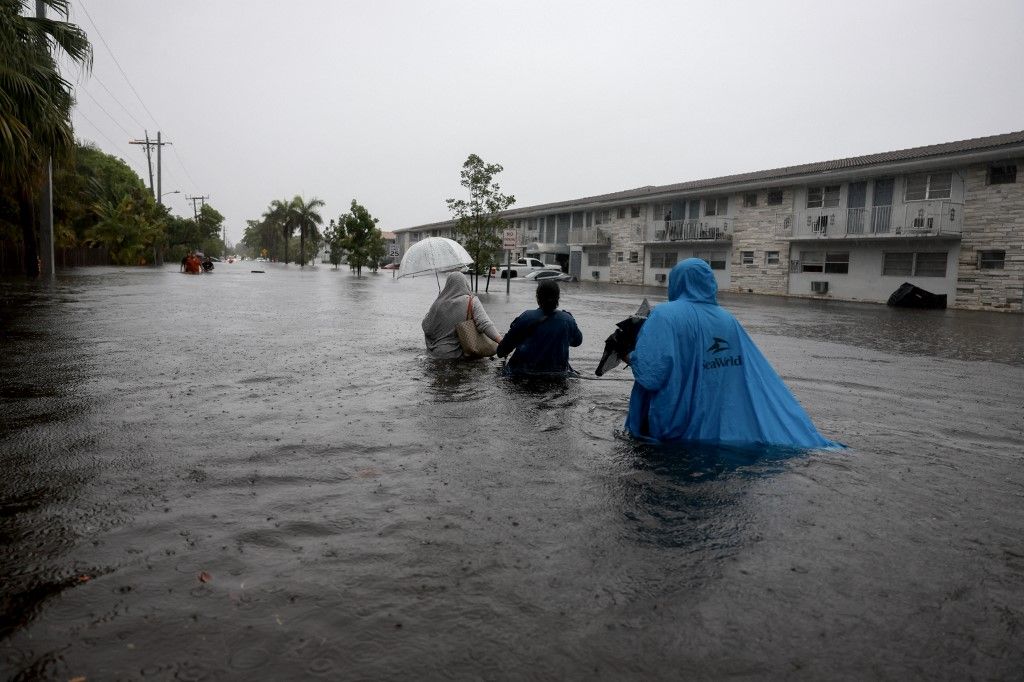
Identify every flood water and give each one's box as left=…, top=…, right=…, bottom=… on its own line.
left=2, top=263, right=1023, bottom=680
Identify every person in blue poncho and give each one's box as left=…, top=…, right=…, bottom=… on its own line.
left=626, top=258, right=840, bottom=448
left=497, top=280, right=583, bottom=376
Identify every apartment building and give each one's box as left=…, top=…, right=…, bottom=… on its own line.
left=394, top=131, right=1023, bottom=312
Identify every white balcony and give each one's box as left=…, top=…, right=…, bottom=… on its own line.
left=779, top=202, right=963, bottom=239
left=568, top=227, right=611, bottom=246
left=645, top=217, right=732, bottom=243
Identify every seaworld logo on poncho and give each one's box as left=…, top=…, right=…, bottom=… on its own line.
left=705, top=338, right=741, bottom=369
left=707, top=337, right=730, bottom=354
left=703, top=354, right=743, bottom=370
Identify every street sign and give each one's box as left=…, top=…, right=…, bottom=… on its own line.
left=502, top=229, right=517, bottom=250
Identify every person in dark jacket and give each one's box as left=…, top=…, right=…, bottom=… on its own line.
left=496, top=280, right=583, bottom=376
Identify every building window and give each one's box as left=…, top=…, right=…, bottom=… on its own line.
left=978, top=250, right=1005, bottom=269
left=800, top=251, right=823, bottom=272
left=630, top=205, right=641, bottom=218
left=742, top=193, right=757, bottom=208
left=807, top=185, right=840, bottom=209
left=617, top=207, right=626, bottom=219
left=914, top=252, right=946, bottom=277
left=883, top=251, right=948, bottom=277
left=616, top=252, right=623, bottom=262
left=697, top=251, right=726, bottom=270
left=882, top=252, right=914, bottom=276
left=705, top=197, right=728, bottom=216
left=988, top=164, right=1017, bottom=185
left=824, top=252, right=849, bottom=274
left=629, top=251, right=639, bottom=263
left=651, top=251, right=678, bottom=269
left=800, top=251, right=848, bottom=273
left=741, top=250, right=755, bottom=265
left=905, top=172, right=952, bottom=201
left=592, top=251, right=610, bottom=267
left=765, top=250, right=780, bottom=265
left=767, top=189, right=784, bottom=205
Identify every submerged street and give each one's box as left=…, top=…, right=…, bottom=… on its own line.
left=2, top=263, right=1023, bottom=679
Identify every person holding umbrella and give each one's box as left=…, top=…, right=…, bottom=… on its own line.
left=422, top=272, right=502, bottom=359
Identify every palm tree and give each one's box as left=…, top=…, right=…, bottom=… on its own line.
left=288, top=195, right=324, bottom=267
left=1, top=0, right=92, bottom=275
left=263, top=198, right=292, bottom=263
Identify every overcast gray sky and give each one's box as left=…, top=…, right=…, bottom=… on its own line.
left=67, top=0, right=1024, bottom=245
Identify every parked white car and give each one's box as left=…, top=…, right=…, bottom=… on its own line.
left=520, top=269, right=572, bottom=282
left=494, top=257, right=560, bottom=279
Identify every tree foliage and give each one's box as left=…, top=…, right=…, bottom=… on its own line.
left=338, top=200, right=382, bottom=277
left=1, top=0, right=93, bottom=274
left=322, top=218, right=345, bottom=269
left=290, top=195, right=324, bottom=267
left=446, top=154, right=515, bottom=291
left=242, top=195, right=323, bottom=264
left=2, top=140, right=221, bottom=266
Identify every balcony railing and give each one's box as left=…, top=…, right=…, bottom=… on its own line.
left=779, top=202, right=963, bottom=238
left=646, top=217, right=732, bottom=242
left=568, top=227, right=611, bottom=246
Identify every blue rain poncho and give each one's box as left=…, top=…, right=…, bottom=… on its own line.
left=626, top=258, right=841, bottom=448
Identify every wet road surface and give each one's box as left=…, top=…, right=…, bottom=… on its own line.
left=2, top=264, right=1023, bottom=680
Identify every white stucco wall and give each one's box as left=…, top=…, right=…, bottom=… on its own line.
left=788, top=241, right=960, bottom=302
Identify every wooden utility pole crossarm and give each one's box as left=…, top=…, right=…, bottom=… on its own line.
left=129, top=133, right=172, bottom=203
left=186, top=195, right=209, bottom=221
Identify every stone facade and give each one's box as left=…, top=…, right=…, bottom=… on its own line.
left=606, top=219, right=645, bottom=284
left=956, top=161, right=1024, bottom=311
left=727, top=187, right=796, bottom=295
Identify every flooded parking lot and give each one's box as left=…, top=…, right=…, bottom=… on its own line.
left=2, top=263, right=1023, bottom=680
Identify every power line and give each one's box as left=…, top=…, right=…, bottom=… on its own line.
left=77, top=87, right=133, bottom=138
left=74, top=109, right=136, bottom=161
left=89, top=72, right=147, bottom=131
left=171, top=147, right=200, bottom=195
left=77, top=0, right=161, bottom=129
left=74, top=1, right=207, bottom=207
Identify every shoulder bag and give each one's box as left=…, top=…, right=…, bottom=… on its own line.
left=456, top=295, right=499, bottom=358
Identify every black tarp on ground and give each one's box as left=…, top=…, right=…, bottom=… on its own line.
left=887, top=282, right=947, bottom=309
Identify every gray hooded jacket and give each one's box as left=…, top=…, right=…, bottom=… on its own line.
left=421, top=273, right=500, bottom=359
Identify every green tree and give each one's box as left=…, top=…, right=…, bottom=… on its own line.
left=288, top=195, right=324, bottom=267
left=1, top=0, right=92, bottom=275
left=196, top=204, right=225, bottom=255
left=322, top=218, right=345, bottom=269
left=264, top=198, right=292, bottom=264
left=446, top=154, right=515, bottom=291
left=366, top=233, right=386, bottom=273
left=338, top=200, right=381, bottom=277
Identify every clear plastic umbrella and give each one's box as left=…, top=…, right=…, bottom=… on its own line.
left=398, top=237, right=474, bottom=288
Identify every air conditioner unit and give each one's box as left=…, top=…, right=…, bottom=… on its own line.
left=592, top=271, right=600, bottom=279
left=654, top=273, right=667, bottom=283
left=811, top=281, right=829, bottom=294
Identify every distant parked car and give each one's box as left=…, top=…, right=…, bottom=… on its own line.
left=521, top=269, right=572, bottom=282
left=494, top=257, right=561, bottom=279
left=381, top=263, right=400, bottom=270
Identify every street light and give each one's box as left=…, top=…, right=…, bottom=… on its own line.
left=160, top=189, right=181, bottom=204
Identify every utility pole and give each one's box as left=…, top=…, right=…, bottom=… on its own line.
left=36, top=1, right=54, bottom=277
left=186, top=195, right=209, bottom=221
left=129, top=132, right=171, bottom=203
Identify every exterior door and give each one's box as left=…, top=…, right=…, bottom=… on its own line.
left=847, top=181, right=867, bottom=234
left=872, top=178, right=894, bottom=233
left=569, top=251, right=582, bottom=279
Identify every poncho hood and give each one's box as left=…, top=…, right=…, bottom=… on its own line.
left=668, top=258, right=718, bottom=304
